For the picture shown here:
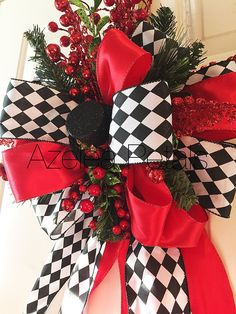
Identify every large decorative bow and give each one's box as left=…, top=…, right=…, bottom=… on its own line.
left=0, top=22, right=236, bottom=314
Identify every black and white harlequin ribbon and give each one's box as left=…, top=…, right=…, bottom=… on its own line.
left=175, top=136, right=236, bottom=218
left=186, top=59, right=236, bottom=86
left=109, top=81, right=173, bottom=164
left=126, top=240, right=190, bottom=314
left=0, top=79, right=77, bottom=144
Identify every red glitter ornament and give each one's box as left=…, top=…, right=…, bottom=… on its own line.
left=88, top=184, right=102, bottom=197
left=61, top=199, right=75, bottom=212
left=48, top=21, right=58, bottom=32
left=80, top=199, right=94, bottom=213
left=92, top=167, right=106, bottom=180
left=112, top=225, right=122, bottom=235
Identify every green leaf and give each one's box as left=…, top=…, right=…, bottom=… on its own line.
left=96, top=16, right=110, bottom=33
left=107, top=189, right=118, bottom=198
left=109, top=165, right=121, bottom=173
left=105, top=173, right=121, bottom=186
left=77, top=8, right=92, bottom=31
left=70, top=0, right=88, bottom=10
left=94, top=0, right=102, bottom=10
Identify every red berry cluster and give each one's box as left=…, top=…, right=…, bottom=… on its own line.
left=145, top=163, right=165, bottom=184
left=46, top=0, right=101, bottom=101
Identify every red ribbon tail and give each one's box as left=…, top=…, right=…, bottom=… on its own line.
left=182, top=231, right=236, bottom=314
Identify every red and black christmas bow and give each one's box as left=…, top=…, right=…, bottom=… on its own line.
left=0, top=22, right=236, bottom=314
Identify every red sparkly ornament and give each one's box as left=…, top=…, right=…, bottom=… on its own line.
left=61, top=198, right=75, bottom=212
left=48, top=21, right=58, bottom=32
left=112, top=225, right=122, bottom=235
left=112, top=184, right=122, bottom=194
left=55, top=0, right=69, bottom=12
left=88, top=184, right=102, bottom=197
left=60, top=14, right=71, bottom=27
left=69, top=87, right=79, bottom=97
left=65, top=65, right=75, bottom=76
left=70, top=33, right=82, bottom=44
left=117, top=208, right=126, bottom=218
left=89, top=220, right=97, bottom=231
left=92, top=167, right=106, bottom=180
left=120, top=220, right=130, bottom=231
left=104, top=0, right=115, bottom=6
left=79, top=185, right=87, bottom=193
left=80, top=199, right=94, bottom=213
left=82, top=69, right=91, bottom=80
left=69, top=190, right=80, bottom=202
left=60, top=36, right=70, bottom=47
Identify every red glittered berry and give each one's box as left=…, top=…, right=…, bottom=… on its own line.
left=117, top=208, right=126, bottom=218
left=70, top=33, right=82, bottom=44
left=80, top=199, right=94, bottom=213
left=92, top=167, right=106, bottom=180
left=89, top=219, right=97, bottom=231
left=120, top=219, right=130, bottom=231
left=104, top=0, right=115, bottom=6
left=65, top=65, right=75, bottom=76
left=112, top=184, right=122, bottom=194
left=82, top=69, right=91, bottom=80
left=69, top=190, right=80, bottom=202
left=60, top=14, right=71, bottom=27
left=46, top=44, right=61, bottom=62
left=60, top=36, right=70, bottom=47
left=88, top=184, right=102, bottom=197
left=130, top=0, right=141, bottom=4
left=79, top=185, right=87, bottom=193
left=48, top=21, right=58, bottom=32
left=81, top=85, right=90, bottom=94
left=134, top=8, right=148, bottom=21
left=125, top=212, right=130, bottom=220
left=98, top=207, right=103, bottom=215
left=123, top=231, right=131, bottom=239
left=114, top=199, right=123, bottom=209
left=112, top=225, right=121, bottom=235
left=91, top=12, right=101, bottom=25
left=55, top=0, right=69, bottom=11
left=121, top=166, right=129, bottom=177
left=69, top=87, right=79, bottom=97
left=61, top=198, right=75, bottom=212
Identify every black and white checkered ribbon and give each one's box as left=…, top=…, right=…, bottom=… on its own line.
left=109, top=81, right=173, bottom=164
left=175, top=136, right=236, bottom=218
left=0, top=79, right=77, bottom=144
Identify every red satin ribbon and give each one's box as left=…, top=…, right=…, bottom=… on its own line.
left=96, top=29, right=152, bottom=105
left=3, top=140, right=84, bottom=201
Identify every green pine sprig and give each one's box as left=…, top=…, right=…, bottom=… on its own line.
left=24, top=25, right=76, bottom=92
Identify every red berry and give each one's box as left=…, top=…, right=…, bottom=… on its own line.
left=134, top=8, right=148, bottom=21
left=110, top=9, right=119, bottom=22
left=55, top=0, right=69, bottom=12
left=91, top=12, right=101, bottom=25
left=121, top=166, right=129, bottom=177
left=80, top=199, right=94, bottom=213
left=61, top=198, right=75, bottom=212
left=69, top=190, right=80, bottom=202
left=112, top=184, right=122, bottom=194
left=60, top=36, right=70, bottom=47
left=70, top=33, right=82, bottom=44
left=58, top=60, right=67, bottom=68
left=46, top=44, right=61, bottom=62
left=88, top=184, right=102, bottom=197
left=92, top=167, right=106, bottom=180
left=112, top=225, right=121, bottom=235
left=60, top=14, right=71, bottom=27
left=98, top=207, right=103, bottom=215
left=82, top=69, right=91, bottom=80
left=120, top=220, right=130, bottom=231
left=69, top=52, right=80, bottom=65
left=104, top=0, right=115, bottom=6
left=125, top=212, right=130, bottom=220
left=65, top=65, right=75, bottom=76
left=114, top=199, right=124, bottom=209
left=117, top=208, right=126, bottom=218
left=123, top=231, right=131, bottom=239
left=77, top=178, right=84, bottom=185
left=48, top=21, right=58, bottom=32
left=0, top=163, right=7, bottom=181
left=130, top=0, right=141, bottom=4
left=69, top=87, right=79, bottom=97
left=79, top=185, right=87, bottom=193
left=89, top=219, right=97, bottom=231
left=81, top=85, right=90, bottom=94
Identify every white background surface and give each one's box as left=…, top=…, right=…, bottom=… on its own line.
left=0, top=1, right=236, bottom=314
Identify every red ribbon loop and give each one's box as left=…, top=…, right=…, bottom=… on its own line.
left=3, top=140, right=84, bottom=201
left=126, top=165, right=207, bottom=247
left=96, top=29, right=152, bottom=105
